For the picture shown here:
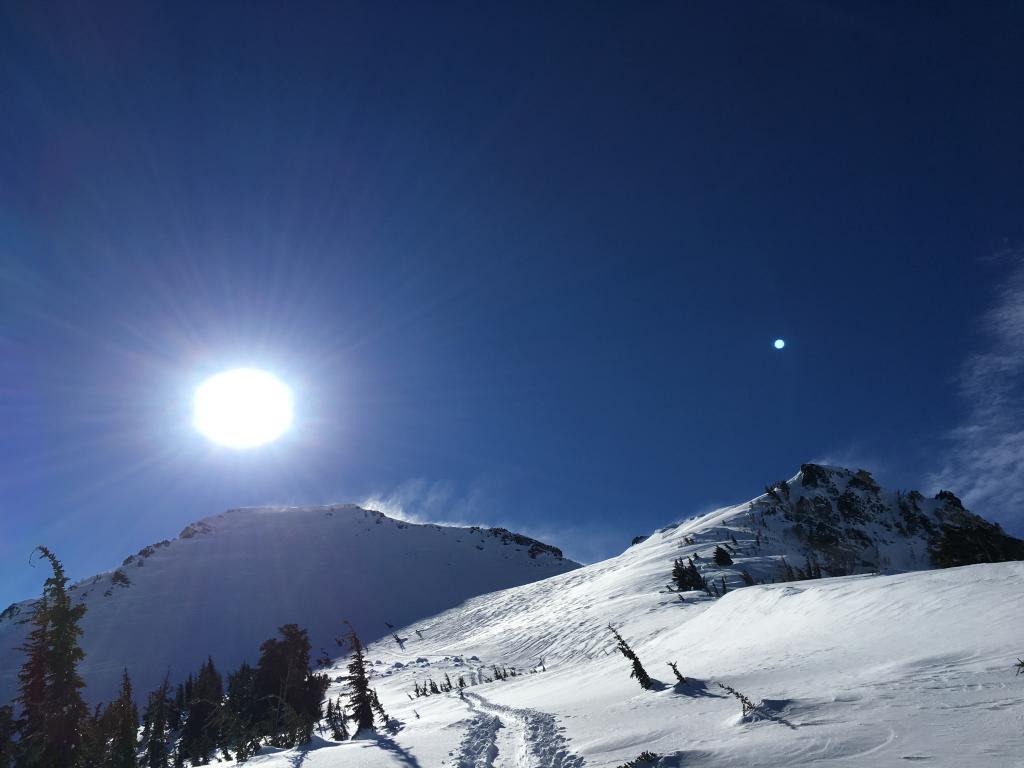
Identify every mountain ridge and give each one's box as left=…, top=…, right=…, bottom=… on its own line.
left=0, top=503, right=579, bottom=704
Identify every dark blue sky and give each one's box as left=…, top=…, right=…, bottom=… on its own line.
left=2, top=1, right=1023, bottom=606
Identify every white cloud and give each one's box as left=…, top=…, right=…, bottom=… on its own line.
left=930, top=251, right=1024, bottom=532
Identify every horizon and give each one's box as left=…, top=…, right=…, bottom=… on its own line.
left=3, top=2, right=1024, bottom=611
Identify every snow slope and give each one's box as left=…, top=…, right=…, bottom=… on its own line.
left=0, top=505, right=579, bottom=705
left=215, top=467, right=1022, bottom=767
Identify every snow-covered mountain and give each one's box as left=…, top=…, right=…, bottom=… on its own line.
left=657, top=462, right=1024, bottom=581
left=2, top=464, right=1021, bottom=766
left=0, top=504, right=579, bottom=705
left=219, top=464, right=1022, bottom=767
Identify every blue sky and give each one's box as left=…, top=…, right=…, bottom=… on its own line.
left=2, top=2, right=1023, bottom=606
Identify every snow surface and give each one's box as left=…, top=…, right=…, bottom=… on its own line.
left=226, top=558, right=1024, bottom=767
left=168, top=478, right=1023, bottom=766
left=0, top=505, right=578, bottom=704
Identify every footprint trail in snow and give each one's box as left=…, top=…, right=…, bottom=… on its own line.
left=453, top=691, right=586, bottom=768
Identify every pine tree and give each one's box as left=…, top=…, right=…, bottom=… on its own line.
left=713, top=545, right=733, bottom=566
left=109, top=668, right=139, bottom=768
left=325, top=696, right=348, bottom=741
left=14, top=594, right=49, bottom=767
left=16, top=547, right=89, bottom=768
left=78, top=704, right=110, bottom=768
left=142, top=674, right=172, bottom=768
left=671, top=558, right=706, bottom=591
left=0, top=705, right=15, bottom=768
left=342, top=627, right=377, bottom=733
left=220, top=661, right=260, bottom=761
left=170, top=683, right=185, bottom=731
left=370, top=689, right=389, bottom=727
left=253, top=624, right=329, bottom=747
left=181, top=657, right=222, bottom=765
left=608, top=624, right=652, bottom=690
left=739, top=570, right=755, bottom=586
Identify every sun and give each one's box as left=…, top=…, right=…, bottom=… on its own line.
left=193, top=368, right=293, bottom=448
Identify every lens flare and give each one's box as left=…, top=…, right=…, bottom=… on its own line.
left=193, top=368, right=293, bottom=448
left=773, top=338, right=786, bottom=350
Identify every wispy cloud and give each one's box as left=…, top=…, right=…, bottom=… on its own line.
left=360, top=478, right=620, bottom=564
left=930, top=250, right=1024, bottom=533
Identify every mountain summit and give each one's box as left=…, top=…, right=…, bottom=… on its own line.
left=0, top=504, right=578, bottom=704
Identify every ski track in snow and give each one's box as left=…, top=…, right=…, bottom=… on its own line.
left=457, top=691, right=586, bottom=768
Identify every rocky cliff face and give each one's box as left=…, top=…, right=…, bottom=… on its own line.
left=752, top=464, right=1024, bottom=576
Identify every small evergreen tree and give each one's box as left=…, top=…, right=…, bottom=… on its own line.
left=739, top=570, right=755, bottom=586
left=342, top=627, right=377, bottom=733
left=325, top=696, right=348, bottom=741
left=14, top=593, right=49, bottom=767
left=142, top=674, right=172, bottom=768
left=671, top=558, right=706, bottom=591
left=220, top=661, right=261, bottom=762
left=109, top=668, right=139, bottom=768
left=608, top=624, right=652, bottom=690
left=181, top=657, right=222, bottom=765
left=713, top=545, right=733, bottom=566
left=717, top=682, right=757, bottom=716
left=78, top=704, right=110, bottom=768
left=170, top=683, right=185, bottom=731
left=370, top=689, right=389, bottom=727
left=666, top=661, right=686, bottom=685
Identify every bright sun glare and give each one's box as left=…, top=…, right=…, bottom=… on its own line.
left=193, top=368, right=293, bottom=448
